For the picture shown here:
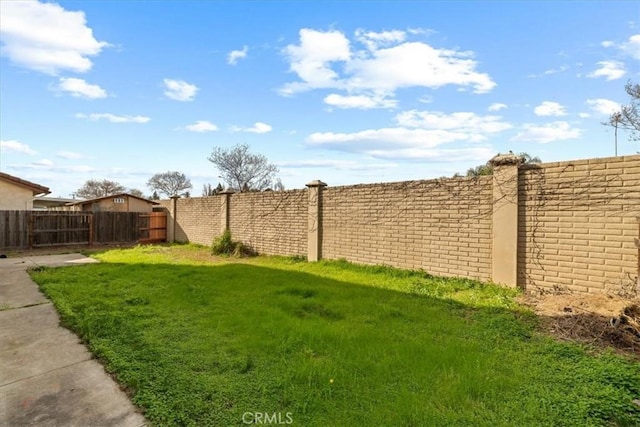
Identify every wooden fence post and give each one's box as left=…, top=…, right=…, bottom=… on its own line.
left=28, top=212, right=34, bottom=249
left=88, top=213, right=94, bottom=246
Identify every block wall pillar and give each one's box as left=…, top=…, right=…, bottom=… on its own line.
left=219, top=191, right=233, bottom=234
left=488, top=153, right=523, bottom=287
left=306, top=180, right=327, bottom=262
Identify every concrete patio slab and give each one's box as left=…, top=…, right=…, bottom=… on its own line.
left=0, top=254, right=146, bottom=426
left=0, top=270, right=50, bottom=310
left=0, top=320, right=91, bottom=385
left=1, top=360, right=145, bottom=427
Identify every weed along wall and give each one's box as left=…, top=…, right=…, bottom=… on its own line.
left=159, top=154, right=640, bottom=295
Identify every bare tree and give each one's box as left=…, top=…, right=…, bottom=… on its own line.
left=75, top=179, right=126, bottom=199
left=207, top=143, right=279, bottom=192
left=273, top=178, right=285, bottom=191
left=147, top=171, right=192, bottom=197
left=202, top=183, right=224, bottom=196
left=605, top=81, right=640, bottom=155
left=128, top=188, right=145, bottom=198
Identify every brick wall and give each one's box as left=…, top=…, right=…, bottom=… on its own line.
left=229, top=190, right=307, bottom=256
left=518, top=155, right=640, bottom=294
left=160, top=154, right=640, bottom=295
left=158, top=196, right=222, bottom=245
left=322, top=178, right=493, bottom=281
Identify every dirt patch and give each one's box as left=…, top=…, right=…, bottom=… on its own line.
left=519, top=293, right=640, bottom=358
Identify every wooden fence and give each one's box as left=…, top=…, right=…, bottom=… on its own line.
left=0, top=211, right=166, bottom=250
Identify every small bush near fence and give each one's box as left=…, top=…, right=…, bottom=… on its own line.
left=212, top=230, right=253, bottom=257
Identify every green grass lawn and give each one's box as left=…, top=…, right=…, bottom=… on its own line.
left=31, top=245, right=640, bottom=426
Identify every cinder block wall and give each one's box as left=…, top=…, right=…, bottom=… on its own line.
left=229, top=190, right=307, bottom=256
left=160, top=154, right=639, bottom=295
left=518, top=155, right=640, bottom=294
left=322, top=178, right=493, bottom=281
left=158, top=196, right=221, bottom=245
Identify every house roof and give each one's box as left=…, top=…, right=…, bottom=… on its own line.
left=0, top=172, right=50, bottom=196
left=67, top=193, right=160, bottom=206
left=33, top=196, right=81, bottom=207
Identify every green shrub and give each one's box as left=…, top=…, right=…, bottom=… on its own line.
left=211, top=230, right=253, bottom=257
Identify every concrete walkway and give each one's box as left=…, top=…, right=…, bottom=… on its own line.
left=0, top=254, right=146, bottom=427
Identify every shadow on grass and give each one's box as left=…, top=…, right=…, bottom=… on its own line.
left=32, top=261, right=640, bottom=427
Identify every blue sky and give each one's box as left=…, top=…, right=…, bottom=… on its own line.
left=1, top=1, right=638, bottom=198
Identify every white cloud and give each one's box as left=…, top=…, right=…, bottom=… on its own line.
left=184, top=120, right=218, bottom=132
left=365, top=147, right=495, bottom=162
left=65, top=165, right=95, bottom=173
left=10, top=161, right=95, bottom=173
left=395, top=110, right=512, bottom=134
left=601, top=34, right=640, bottom=60
left=227, top=45, right=248, bottom=65
left=543, top=65, right=569, bottom=75
left=1, top=140, right=37, bottom=155
left=75, top=113, right=150, bottom=123
left=0, top=1, right=108, bottom=75
left=527, top=65, right=570, bottom=78
left=163, top=79, right=198, bottom=101
left=280, top=28, right=351, bottom=95
left=56, top=151, right=84, bottom=159
left=33, top=159, right=54, bottom=167
left=306, top=127, right=490, bottom=161
left=307, top=128, right=451, bottom=147
left=304, top=129, right=495, bottom=161
left=534, top=101, right=567, bottom=117
left=305, top=108, right=510, bottom=161
left=620, top=34, right=640, bottom=59
left=488, top=103, right=507, bottom=112
left=280, top=28, right=496, bottom=100
left=245, top=122, right=272, bottom=133
left=346, top=41, right=496, bottom=94
left=278, top=159, right=396, bottom=171
left=355, top=29, right=406, bottom=51
left=587, top=60, right=626, bottom=80
left=578, top=112, right=591, bottom=118
left=586, top=98, right=621, bottom=115
left=56, top=77, right=107, bottom=99
left=230, top=122, right=272, bottom=133
left=512, top=121, right=582, bottom=143
left=324, top=93, right=397, bottom=109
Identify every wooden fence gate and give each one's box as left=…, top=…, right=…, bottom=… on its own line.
left=139, top=212, right=167, bottom=243
left=30, top=212, right=92, bottom=248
